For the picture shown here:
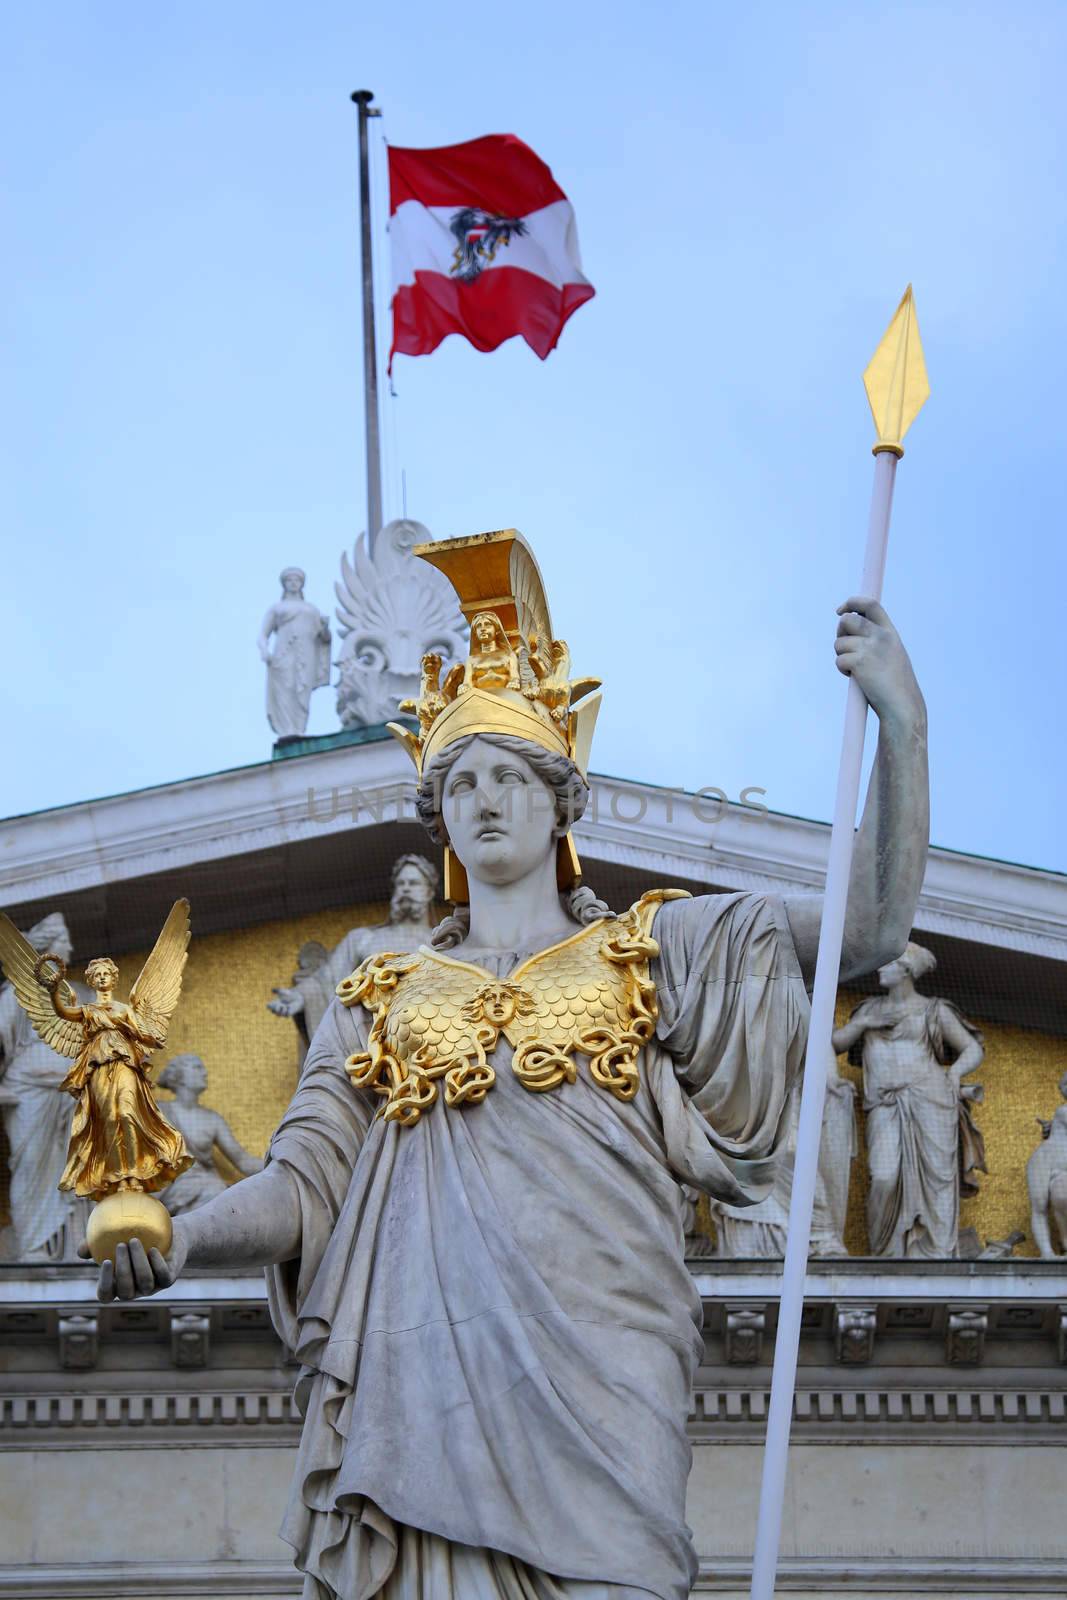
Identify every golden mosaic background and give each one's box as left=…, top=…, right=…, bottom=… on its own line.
left=123, top=898, right=392, bottom=1168
left=695, top=990, right=1066, bottom=1256
left=832, top=990, right=1067, bottom=1257
left=2, top=905, right=1063, bottom=1255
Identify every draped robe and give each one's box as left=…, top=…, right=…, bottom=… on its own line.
left=0, top=981, right=88, bottom=1257
left=858, top=995, right=985, bottom=1259
left=264, top=891, right=809, bottom=1600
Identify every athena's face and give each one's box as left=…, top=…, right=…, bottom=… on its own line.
left=877, top=958, right=907, bottom=989
left=441, top=737, right=557, bottom=889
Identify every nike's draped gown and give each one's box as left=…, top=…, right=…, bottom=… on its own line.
left=265, top=891, right=809, bottom=1600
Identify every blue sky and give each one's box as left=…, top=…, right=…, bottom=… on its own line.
left=3, top=2, right=1064, bottom=870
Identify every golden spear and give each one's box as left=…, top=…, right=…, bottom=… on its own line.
left=749, top=288, right=929, bottom=1600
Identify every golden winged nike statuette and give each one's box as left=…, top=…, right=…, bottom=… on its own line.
left=0, top=899, right=194, bottom=1264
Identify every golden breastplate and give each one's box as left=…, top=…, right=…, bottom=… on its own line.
left=336, top=889, right=688, bottom=1126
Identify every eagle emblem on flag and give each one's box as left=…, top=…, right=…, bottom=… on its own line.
left=388, top=133, right=595, bottom=363
left=449, top=207, right=528, bottom=282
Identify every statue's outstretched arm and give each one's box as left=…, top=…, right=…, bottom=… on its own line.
left=785, top=598, right=929, bottom=985
left=268, top=985, right=305, bottom=1017
left=211, top=1111, right=265, bottom=1177
left=83, top=1162, right=301, bottom=1302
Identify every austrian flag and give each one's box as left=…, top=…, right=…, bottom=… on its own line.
left=388, top=134, right=594, bottom=367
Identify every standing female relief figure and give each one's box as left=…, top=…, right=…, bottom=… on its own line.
left=87, top=530, right=930, bottom=1600
left=832, top=942, right=985, bottom=1259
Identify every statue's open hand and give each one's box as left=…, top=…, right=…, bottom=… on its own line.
left=268, top=986, right=304, bottom=1017
left=77, top=1228, right=188, bottom=1303
left=834, top=597, right=925, bottom=727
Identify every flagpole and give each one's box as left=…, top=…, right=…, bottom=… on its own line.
left=748, top=287, right=929, bottom=1600
left=351, top=89, right=383, bottom=552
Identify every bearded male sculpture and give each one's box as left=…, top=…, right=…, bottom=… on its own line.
left=268, top=855, right=440, bottom=1043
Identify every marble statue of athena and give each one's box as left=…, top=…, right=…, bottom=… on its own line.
left=88, top=531, right=929, bottom=1600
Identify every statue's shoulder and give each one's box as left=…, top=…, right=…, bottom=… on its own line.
left=618, top=888, right=692, bottom=941
left=559, top=890, right=694, bottom=1000
left=335, top=950, right=424, bottom=1013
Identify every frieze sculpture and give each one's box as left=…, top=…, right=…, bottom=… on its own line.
left=0, top=912, right=89, bottom=1261
left=258, top=567, right=332, bottom=739
left=334, top=518, right=466, bottom=729
left=710, top=1062, right=856, bottom=1257
left=156, top=1053, right=264, bottom=1215
left=0, top=901, right=192, bottom=1265
left=268, top=855, right=439, bottom=1043
left=832, top=942, right=985, bottom=1258
left=280, top=941, right=330, bottom=1066
left=1027, top=1068, right=1067, bottom=1257
left=83, top=528, right=929, bottom=1600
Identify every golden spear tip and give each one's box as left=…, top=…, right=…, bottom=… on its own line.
left=863, top=284, right=930, bottom=458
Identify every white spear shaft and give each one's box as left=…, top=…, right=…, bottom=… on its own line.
left=748, top=450, right=894, bottom=1600
left=748, top=287, right=928, bottom=1600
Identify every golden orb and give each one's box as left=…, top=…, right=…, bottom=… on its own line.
left=86, top=1192, right=173, bottom=1266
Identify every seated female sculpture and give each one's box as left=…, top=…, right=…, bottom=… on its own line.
left=85, top=530, right=929, bottom=1600
left=156, top=1054, right=263, bottom=1214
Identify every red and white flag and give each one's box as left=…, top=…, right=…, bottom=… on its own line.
left=388, top=134, right=594, bottom=368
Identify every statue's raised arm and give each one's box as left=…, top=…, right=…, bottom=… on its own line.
left=783, top=595, right=929, bottom=984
